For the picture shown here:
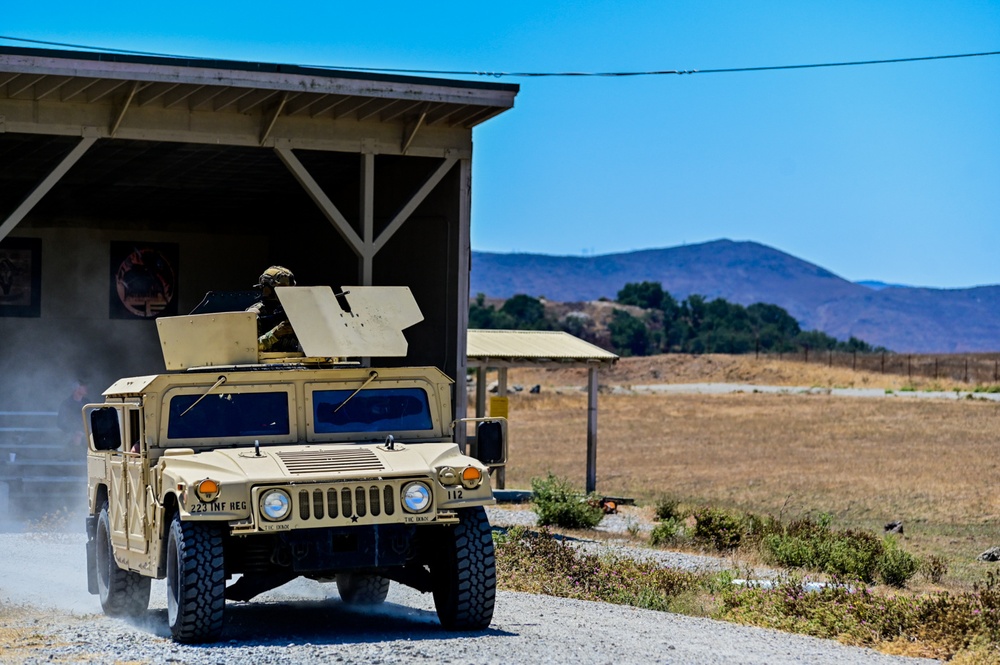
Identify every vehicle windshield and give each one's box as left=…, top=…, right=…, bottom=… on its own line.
left=167, top=392, right=290, bottom=439
left=313, top=387, right=432, bottom=433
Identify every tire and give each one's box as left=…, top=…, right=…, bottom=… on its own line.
left=431, top=506, right=496, bottom=630
left=336, top=573, right=390, bottom=605
left=95, top=504, right=151, bottom=617
left=166, top=514, right=226, bottom=643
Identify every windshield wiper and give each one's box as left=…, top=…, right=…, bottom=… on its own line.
left=180, top=375, right=227, bottom=417
left=334, top=370, right=378, bottom=413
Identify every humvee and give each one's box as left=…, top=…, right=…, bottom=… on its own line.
left=83, top=286, right=506, bottom=643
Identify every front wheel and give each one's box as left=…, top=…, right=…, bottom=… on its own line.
left=431, top=506, right=496, bottom=630
left=166, top=514, right=226, bottom=643
left=95, top=504, right=150, bottom=617
left=336, top=573, right=390, bottom=605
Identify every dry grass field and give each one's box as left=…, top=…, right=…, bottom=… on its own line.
left=488, top=355, right=1000, bottom=586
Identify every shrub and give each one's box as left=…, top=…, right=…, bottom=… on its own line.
left=878, top=541, right=920, bottom=588
left=530, top=473, right=604, bottom=529
left=692, top=507, right=745, bottom=551
left=920, top=554, right=949, bottom=584
left=494, top=526, right=701, bottom=611
left=654, top=496, right=681, bottom=521
left=650, top=518, right=683, bottom=547
left=758, top=517, right=918, bottom=586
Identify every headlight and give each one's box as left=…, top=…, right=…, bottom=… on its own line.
left=437, top=466, right=458, bottom=486
left=195, top=479, right=220, bottom=503
left=260, top=488, right=291, bottom=521
left=401, top=482, right=431, bottom=513
left=461, top=466, right=483, bottom=489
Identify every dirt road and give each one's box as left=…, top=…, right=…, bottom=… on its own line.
left=0, top=529, right=935, bottom=665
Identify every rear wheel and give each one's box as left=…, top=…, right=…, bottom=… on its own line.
left=336, top=573, right=390, bottom=605
left=166, top=514, right=226, bottom=643
left=431, top=506, right=496, bottom=630
left=95, top=504, right=150, bottom=617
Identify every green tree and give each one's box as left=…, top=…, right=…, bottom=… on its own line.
left=609, top=309, right=651, bottom=357
left=617, top=281, right=665, bottom=310
left=500, top=294, right=552, bottom=330
left=469, top=293, right=514, bottom=329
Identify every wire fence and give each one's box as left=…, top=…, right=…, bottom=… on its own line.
left=757, top=350, right=1000, bottom=385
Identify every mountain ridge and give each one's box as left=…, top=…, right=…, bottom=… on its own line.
left=469, top=240, right=999, bottom=353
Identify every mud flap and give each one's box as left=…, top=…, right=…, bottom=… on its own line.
left=86, top=515, right=98, bottom=594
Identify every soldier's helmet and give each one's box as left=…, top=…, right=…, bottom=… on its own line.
left=255, top=266, right=296, bottom=290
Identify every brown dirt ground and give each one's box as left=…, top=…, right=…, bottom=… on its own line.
left=501, top=354, right=968, bottom=392
left=476, top=354, right=1000, bottom=587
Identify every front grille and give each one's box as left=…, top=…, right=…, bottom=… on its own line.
left=277, top=448, right=385, bottom=475
left=296, top=482, right=398, bottom=524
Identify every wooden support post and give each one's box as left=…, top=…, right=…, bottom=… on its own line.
left=496, top=368, right=508, bottom=490
left=586, top=366, right=598, bottom=494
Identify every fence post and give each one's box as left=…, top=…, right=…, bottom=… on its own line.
left=934, top=358, right=938, bottom=380
left=852, top=350, right=857, bottom=371
left=881, top=351, right=885, bottom=374
left=828, top=350, right=833, bottom=367
left=994, top=359, right=998, bottom=383
left=965, top=359, right=969, bottom=383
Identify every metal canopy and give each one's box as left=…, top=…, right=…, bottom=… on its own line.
left=467, top=330, right=619, bottom=493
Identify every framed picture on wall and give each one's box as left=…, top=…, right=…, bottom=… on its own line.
left=109, top=241, right=179, bottom=319
left=0, top=237, right=42, bottom=318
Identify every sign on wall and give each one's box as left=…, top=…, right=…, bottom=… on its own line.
left=109, top=242, right=179, bottom=319
left=0, top=237, right=42, bottom=318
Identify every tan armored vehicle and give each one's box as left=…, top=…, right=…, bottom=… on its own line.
left=83, top=286, right=505, bottom=643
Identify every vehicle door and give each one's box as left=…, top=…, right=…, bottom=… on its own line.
left=123, top=406, right=147, bottom=553
left=90, top=404, right=147, bottom=553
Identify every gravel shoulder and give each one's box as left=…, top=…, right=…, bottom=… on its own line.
left=0, top=517, right=937, bottom=665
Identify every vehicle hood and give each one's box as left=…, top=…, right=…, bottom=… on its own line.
left=158, top=441, right=468, bottom=485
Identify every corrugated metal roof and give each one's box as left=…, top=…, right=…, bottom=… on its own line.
left=467, top=329, right=618, bottom=365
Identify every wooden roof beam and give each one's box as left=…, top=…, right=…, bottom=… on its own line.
left=0, top=136, right=96, bottom=242
left=212, top=87, right=255, bottom=112
left=87, top=79, right=128, bottom=103
left=9, top=75, right=45, bottom=98
left=33, top=76, right=72, bottom=100
left=285, top=93, right=321, bottom=116
left=187, top=86, right=226, bottom=110
left=137, top=82, right=181, bottom=107
left=333, top=97, right=375, bottom=120
left=309, top=95, right=351, bottom=117
left=161, top=84, right=202, bottom=109
left=357, top=99, right=393, bottom=122
left=378, top=99, right=422, bottom=123
left=59, top=77, right=98, bottom=102
left=239, top=89, right=283, bottom=114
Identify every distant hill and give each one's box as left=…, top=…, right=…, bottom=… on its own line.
left=470, top=240, right=1000, bottom=353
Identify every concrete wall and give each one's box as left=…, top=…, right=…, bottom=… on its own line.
left=0, top=228, right=267, bottom=411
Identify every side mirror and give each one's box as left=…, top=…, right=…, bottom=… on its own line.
left=476, top=420, right=506, bottom=466
left=90, top=408, right=122, bottom=451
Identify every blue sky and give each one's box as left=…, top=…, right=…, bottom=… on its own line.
left=4, top=1, right=999, bottom=288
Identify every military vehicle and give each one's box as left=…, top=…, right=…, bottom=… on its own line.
left=83, top=285, right=506, bottom=643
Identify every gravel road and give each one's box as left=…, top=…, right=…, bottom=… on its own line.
left=0, top=509, right=937, bottom=665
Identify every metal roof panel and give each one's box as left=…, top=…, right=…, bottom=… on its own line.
left=467, top=329, right=618, bottom=364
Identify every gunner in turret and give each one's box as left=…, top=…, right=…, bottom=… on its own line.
left=247, top=265, right=300, bottom=352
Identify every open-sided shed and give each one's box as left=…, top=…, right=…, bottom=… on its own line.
left=467, top=329, right=619, bottom=492
left=0, top=46, right=517, bottom=417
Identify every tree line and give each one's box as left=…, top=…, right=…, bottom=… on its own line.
left=470, top=282, right=887, bottom=358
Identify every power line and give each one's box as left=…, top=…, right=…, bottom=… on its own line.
left=0, top=34, right=997, bottom=78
